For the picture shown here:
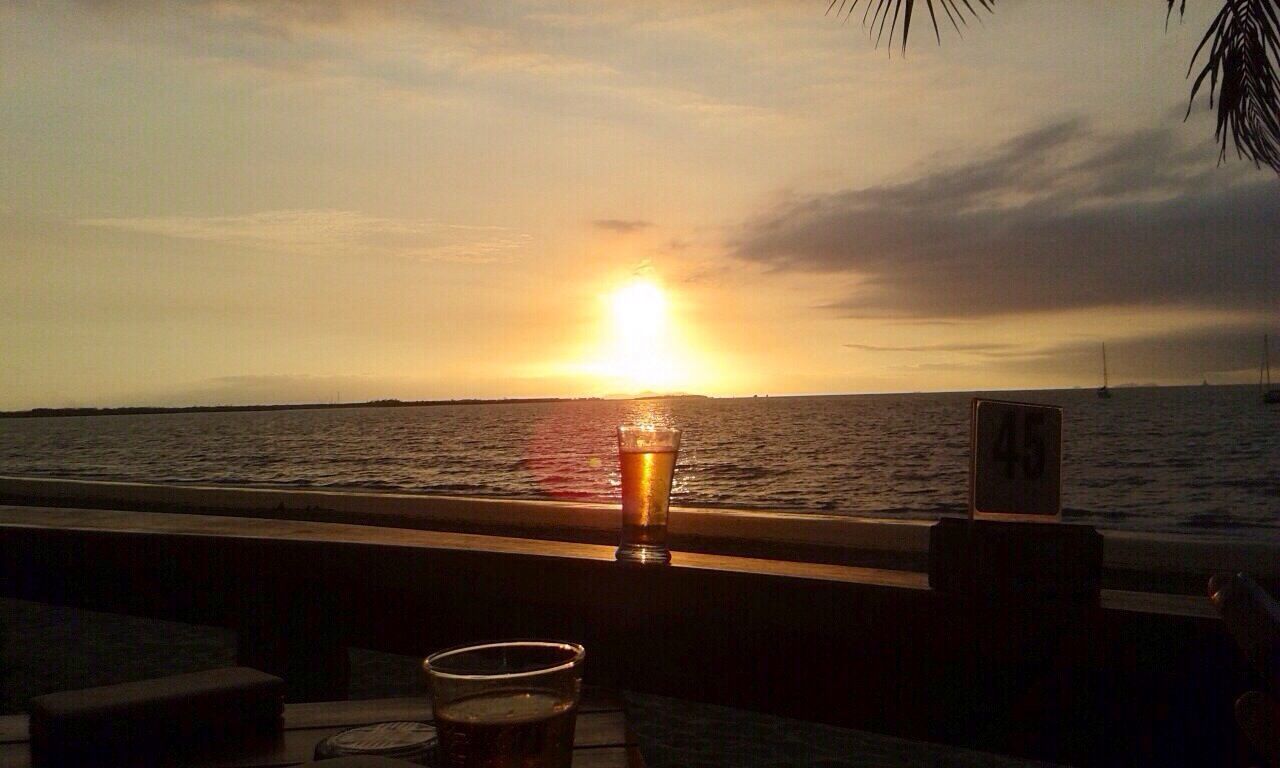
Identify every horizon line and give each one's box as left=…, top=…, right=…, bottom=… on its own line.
left=0, top=381, right=1258, bottom=418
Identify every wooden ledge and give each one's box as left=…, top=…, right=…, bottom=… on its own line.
left=0, top=504, right=1214, bottom=617
left=0, top=505, right=927, bottom=590
left=3, top=478, right=1274, bottom=594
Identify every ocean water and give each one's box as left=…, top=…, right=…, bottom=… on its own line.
left=0, top=386, right=1276, bottom=540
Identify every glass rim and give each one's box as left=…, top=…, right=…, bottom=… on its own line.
left=617, top=424, right=682, bottom=435
left=423, top=640, right=585, bottom=681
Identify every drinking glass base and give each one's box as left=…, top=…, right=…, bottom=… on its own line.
left=614, top=544, right=671, bottom=565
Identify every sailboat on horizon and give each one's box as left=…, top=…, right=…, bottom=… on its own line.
left=1263, top=334, right=1280, bottom=404
left=1097, top=343, right=1112, bottom=399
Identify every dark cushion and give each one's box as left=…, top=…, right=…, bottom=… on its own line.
left=29, top=666, right=283, bottom=764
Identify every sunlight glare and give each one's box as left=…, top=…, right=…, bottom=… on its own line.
left=600, top=279, right=685, bottom=392
left=611, top=281, right=667, bottom=343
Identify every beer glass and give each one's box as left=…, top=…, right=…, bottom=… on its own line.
left=425, top=641, right=584, bottom=768
left=616, top=424, right=681, bottom=564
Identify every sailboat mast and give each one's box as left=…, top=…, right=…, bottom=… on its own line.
left=1267, top=334, right=1272, bottom=388
left=1102, top=343, right=1109, bottom=388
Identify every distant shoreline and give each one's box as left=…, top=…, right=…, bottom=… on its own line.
left=0, top=394, right=711, bottom=420
left=1, top=383, right=1258, bottom=419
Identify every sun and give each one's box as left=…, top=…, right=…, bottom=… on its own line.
left=611, top=281, right=667, bottom=344
left=599, top=279, right=686, bottom=392
left=552, top=275, right=717, bottom=394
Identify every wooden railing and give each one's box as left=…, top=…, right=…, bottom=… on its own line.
left=2, top=476, right=1276, bottom=594
left=0, top=499, right=1260, bottom=767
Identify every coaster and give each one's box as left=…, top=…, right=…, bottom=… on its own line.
left=314, top=721, right=438, bottom=765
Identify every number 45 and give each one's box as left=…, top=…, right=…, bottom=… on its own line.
left=994, top=410, right=1047, bottom=481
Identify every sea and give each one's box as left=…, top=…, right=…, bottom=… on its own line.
left=0, top=386, right=1276, bottom=540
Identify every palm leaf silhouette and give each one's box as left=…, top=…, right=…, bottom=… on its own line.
left=1184, top=0, right=1280, bottom=171
left=827, top=0, right=995, bottom=51
left=829, top=0, right=1280, bottom=174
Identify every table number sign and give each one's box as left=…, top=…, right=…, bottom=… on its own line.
left=969, top=398, right=1062, bottom=520
left=932, top=398, right=1096, bottom=600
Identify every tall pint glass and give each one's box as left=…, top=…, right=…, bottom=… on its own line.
left=615, top=425, right=681, bottom=564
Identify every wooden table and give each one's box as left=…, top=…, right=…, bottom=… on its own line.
left=0, top=688, right=643, bottom=767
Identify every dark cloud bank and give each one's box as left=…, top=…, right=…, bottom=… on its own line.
left=735, top=119, right=1279, bottom=381
left=734, top=119, right=1277, bottom=318
left=868, top=327, right=1270, bottom=383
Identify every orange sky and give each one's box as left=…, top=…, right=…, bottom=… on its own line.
left=0, top=2, right=1275, bottom=409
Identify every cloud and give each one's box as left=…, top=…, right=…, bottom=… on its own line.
left=71, top=2, right=780, bottom=126
left=882, top=324, right=1270, bottom=384
left=163, top=373, right=400, bottom=406
left=732, top=120, right=1279, bottom=318
left=845, top=342, right=1017, bottom=353
left=1009, top=326, right=1273, bottom=382
left=593, top=219, right=652, bottom=234
left=80, top=210, right=528, bottom=263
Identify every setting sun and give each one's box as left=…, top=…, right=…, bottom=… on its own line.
left=600, top=279, right=685, bottom=392
left=536, top=273, right=734, bottom=396
left=610, top=281, right=667, bottom=345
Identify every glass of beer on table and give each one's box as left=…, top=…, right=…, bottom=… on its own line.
left=616, top=424, right=681, bottom=565
left=425, top=640, right=584, bottom=768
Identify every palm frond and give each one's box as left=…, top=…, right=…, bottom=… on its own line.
left=826, top=0, right=995, bottom=52
left=828, top=0, right=1280, bottom=174
left=1183, top=0, right=1280, bottom=173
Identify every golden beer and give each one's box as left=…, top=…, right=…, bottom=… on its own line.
left=424, top=642, right=584, bottom=768
left=435, top=689, right=577, bottom=768
left=616, top=425, right=681, bottom=564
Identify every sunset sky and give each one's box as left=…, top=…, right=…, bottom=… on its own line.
left=1, top=1, right=1276, bottom=409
